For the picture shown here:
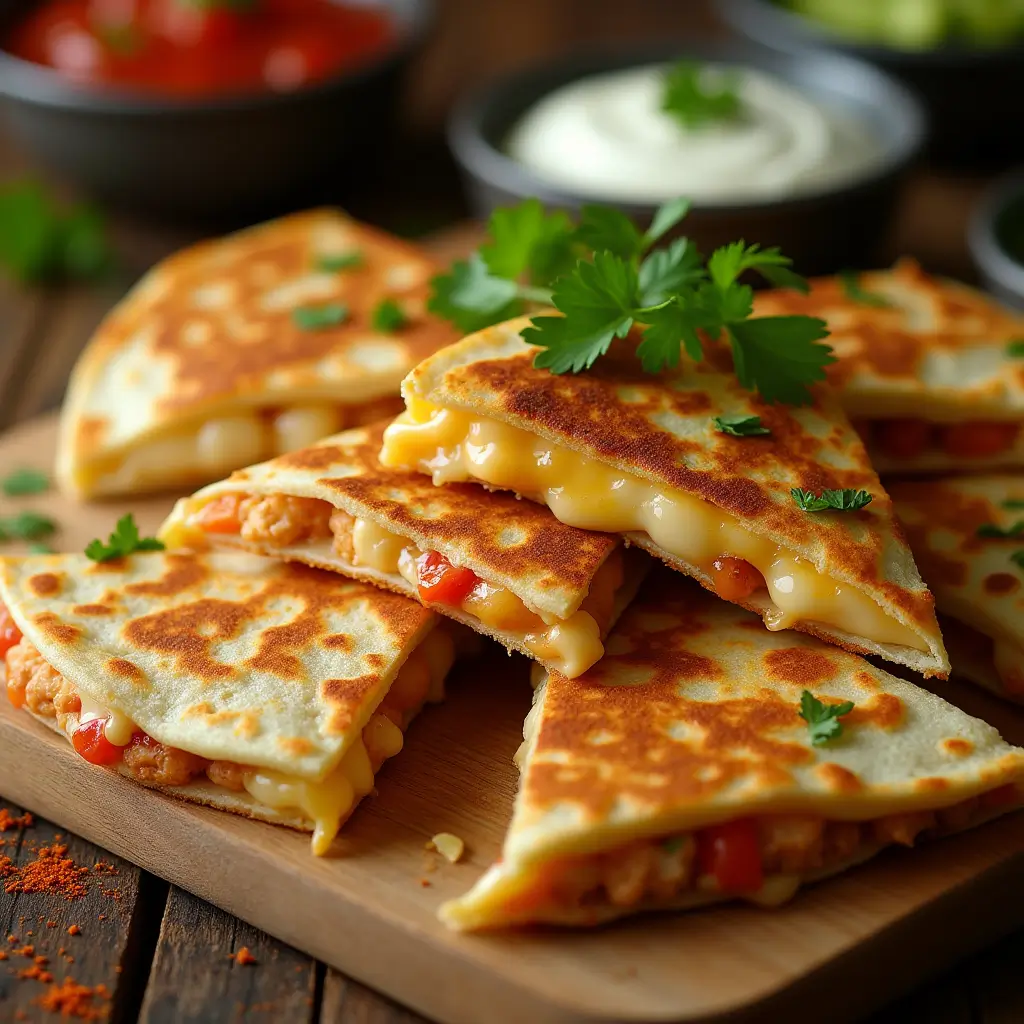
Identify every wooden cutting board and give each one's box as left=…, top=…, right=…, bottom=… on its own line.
left=4, top=413, right=1024, bottom=1024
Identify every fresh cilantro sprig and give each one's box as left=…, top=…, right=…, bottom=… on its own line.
left=713, top=415, right=770, bottom=437
left=85, top=514, right=164, bottom=563
left=372, top=298, right=407, bottom=332
left=791, top=488, right=873, bottom=513
left=977, top=521, right=1024, bottom=539
left=0, top=512, right=56, bottom=543
left=316, top=252, right=363, bottom=273
left=1006, top=339, right=1024, bottom=357
left=661, top=61, right=743, bottom=129
left=1012, top=551, right=1024, bottom=572
left=1004, top=499, right=1024, bottom=510
left=292, top=303, right=348, bottom=331
left=799, top=690, right=855, bottom=747
left=839, top=270, right=891, bottom=308
left=1, top=468, right=49, bottom=497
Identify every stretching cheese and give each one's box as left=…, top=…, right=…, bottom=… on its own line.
left=381, top=402, right=926, bottom=653
left=77, top=693, right=137, bottom=747
left=349, top=515, right=608, bottom=677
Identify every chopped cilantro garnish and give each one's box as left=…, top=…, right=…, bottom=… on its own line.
left=1004, top=499, right=1024, bottom=510
left=0, top=179, right=112, bottom=284
left=799, top=691, right=855, bottom=747
left=713, top=415, right=771, bottom=438
left=839, top=270, right=891, bottom=308
left=28, top=542, right=53, bottom=554
left=662, top=836, right=686, bottom=854
left=977, top=521, right=1024, bottom=539
left=1012, top=550, right=1024, bottom=572
left=291, top=303, right=349, bottom=331
left=1007, top=339, right=1024, bottom=357
left=791, top=488, right=873, bottom=513
left=85, top=514, right=164, bottom=563
left=372, top=298, right=407, bottom=332
left=1, top=468, right=50, bottom=497
left=316, top=252, right=363, bottom=272
left=661, top=61, right=743, bottom=129
left=0, top=511, right=57, bottom=542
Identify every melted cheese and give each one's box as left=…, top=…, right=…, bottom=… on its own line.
left=381, top=404, right=926, bottom=653
left=77, top=693, right=137, bottom=747
left=349, top=515, right=606, bottom=676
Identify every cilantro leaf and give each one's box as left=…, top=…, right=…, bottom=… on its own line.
left=791, top=488, right=873, bottom=513
left=644, top=198, right=692, bottom=248
left=637, top=300, right=710, bottom=372
left=977, top=521, right=1024, bottom=539
left=291, top=303, right=348, bottom=331
left=480, top=198, right=576, bottom=284
left=372, top=298, right=407, bottom=332
left=728, top=316, right=833, bottom=405
left=1012, top=551, right=1024, bottom=572
left=1006, top=339, right=1024, bottom=358
left=661, top=61, right=743, bottom=129
left=1004, top=499, right=1024, bottom=510
left=2, top=468, right=50, bottom=497
left=799, top=690, right=855, bottom=746
left=840, top=270, right=891, bottom=308
left=316, top=251, right=363, bottom=272
left=709, top=241, right=809, bottom=294
left=713, top=415, right=771, bottom=437
left=527, top=252, right=639, bottom=374
left=638, top=237, right=704, bottom=306
left=428, top=255, right=523, bottom=334
left=0, top=511, right=57, bottom=542
left=85, top=514, right=164, bottom=563
left=574, top=206, right=645, bottom=263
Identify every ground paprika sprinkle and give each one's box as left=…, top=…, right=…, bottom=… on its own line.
left=0, top=809, right=33, bottom=831
left=35, top=978, right=111, bottom=1021
left=4, top=844, right=90, bottom=900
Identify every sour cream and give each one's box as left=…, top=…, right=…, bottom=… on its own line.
left=506, top=64, right=884, bottom=205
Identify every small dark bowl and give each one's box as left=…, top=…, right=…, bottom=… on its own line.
left=449, top=41, right=924, bottom=276
left=0, top=0, right=431, bottom=219
left=969, top=171, right=1024, bottom=309
left=717, top=0, right=1024, bottom=168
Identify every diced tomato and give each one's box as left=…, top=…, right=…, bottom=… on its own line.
left=940, top=422, right=1020, bottom=460
left=874, top=418, right=932, bottom=461
left=695, top=818, right=764, bottom=893
left=711, top=558, right=763, bottom=603
left=416, top=551, right=479, bottom=607
left=0, top=604, right=23, bottom=661
left=72, top=718, right=125, bottom=766
left=195, top=494, right=243, bottom=534
left=150, top=0, right=245, bottom=49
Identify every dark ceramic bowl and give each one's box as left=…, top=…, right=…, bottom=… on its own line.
left=0, top=0, right=431, bottom=219
left=449, top=41, right=924, bottom=276
left=717, top=0, right=1024, bottom=168
left=969, top=171, right=1024, bottom=309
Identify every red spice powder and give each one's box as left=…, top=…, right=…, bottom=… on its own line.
left=18, top=964, right=54, bottom=983
left=5, top=844, right=90, bottom=900
left=67, top=925, right=81, bottom=936
left=0, top=809, right=33, bottom=831
left=0, top=950, right=7, bottom=960
left=35, top=978, right=111, bottom=1021
left=232, top=947, right=257, bottom=966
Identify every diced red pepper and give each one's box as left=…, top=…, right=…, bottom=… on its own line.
left=0, top=604, right=23, bottom=661
left=195, top=494, right=243, bottom=534
left=875, top=418, right=932, bottom=461
left=696, top=818, right=764, bottom=893
left=940, top=422, right=1019, bottom=460
left=416, top=551, right=479, bottom=607
left=71, top=718, right=125, bottom=766
left=711, top=557, right=763, bottom=603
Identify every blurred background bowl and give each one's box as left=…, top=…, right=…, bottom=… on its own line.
left=449, top=40, right=925, bottom=275
left=969, top=170, right=1024, bottom=308
left=717, top=0, right=1024, bottom=169
left=0, top=0, right=432, bottom=221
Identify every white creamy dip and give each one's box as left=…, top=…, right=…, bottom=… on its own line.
left=506, top=64, right=885, bottom=205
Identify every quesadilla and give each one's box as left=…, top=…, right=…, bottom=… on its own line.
left=753, top=259, right=1024, bottom=474
left=379, top=318, right=949, bottom=677
left=57, top=209, right=460, bottom=499
left=442, top=574, right=1024, bottom=930
left=0, top=550, right=463, bottom=855
left=891, top=475, right=1024, bottom=703
left=160, top=423, right=649, bottom=679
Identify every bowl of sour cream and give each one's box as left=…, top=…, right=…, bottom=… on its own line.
left=449, top=42, right=925, bottom=274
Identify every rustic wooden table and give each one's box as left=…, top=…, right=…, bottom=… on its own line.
left=1, top=131, right=1023, bottom=1023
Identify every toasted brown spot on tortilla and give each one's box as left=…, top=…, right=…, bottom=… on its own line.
left=764, top=648, right=837, bottom=686
left=942, top=738, right=973, bottom=757
left=323, top=633, right=352, bottom=652
left=845, top=692, right=904, bottom=730
left=108, top=658, right=146, bottom=686
left=915, top=776, right=950, bottom=792
left=125, top=554, right=209, bottom=598
left=279, top=737, right=314, bottom=756
left=984, top=572, right=1020, bottom=596
left=817, top=763, right=863, bottom=794
left=72, top=604, right=114, bottom=616
left=33, top=612, right=82, bottom=645
left=27, top=573, right=61, bottom=598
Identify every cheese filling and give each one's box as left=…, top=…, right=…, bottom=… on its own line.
left=380, top=402, right=926, bottom=653
left=347, top=516, right=616, bottom=678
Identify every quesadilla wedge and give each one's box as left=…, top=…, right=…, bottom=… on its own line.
left=379, top=318, right=948, bottom=677
left=753, top=259, right=1024, bottom=474
left=0, top=550, right=464, bottom=855
left=160, top=423, right=649, bottom=679
left=441, top=574, right=1024, bottom=930
left=891, top=475, right=1024, bottom=703
left=57, top=209, right=459, bottom=499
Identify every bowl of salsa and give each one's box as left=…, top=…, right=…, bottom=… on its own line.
left=0, top=0, right=431, bottom=216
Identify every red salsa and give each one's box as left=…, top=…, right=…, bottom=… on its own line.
left=5, top=0, right=395, bottom=98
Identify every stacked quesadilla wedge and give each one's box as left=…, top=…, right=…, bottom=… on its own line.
left=442, top=575, right=1024, bottom=930
left=0, top=550, right=465, bottom=855
left=754, top=259, right=1024, bottom=475
left=892, top=475, right=1024, bottom=703
left=57, top=208, right=459, bottom=499
left=379, top=317, right=949, bottom=677
left=161, top=423, right=649, bottom=679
